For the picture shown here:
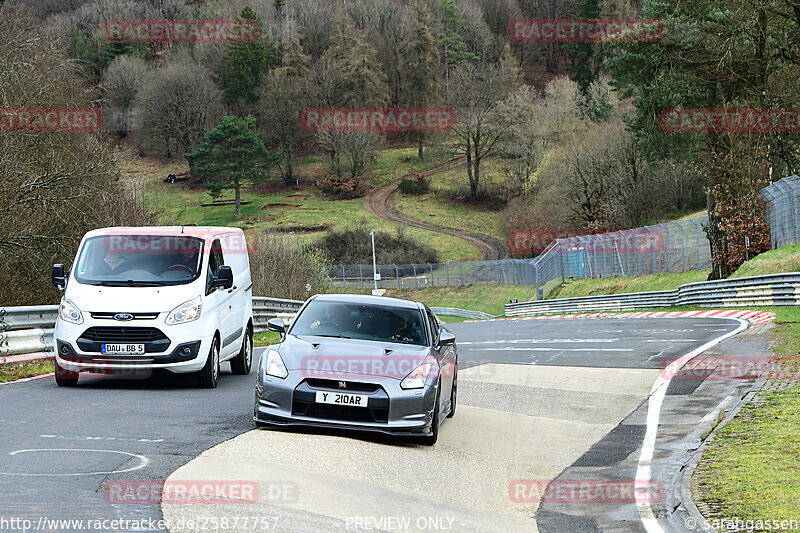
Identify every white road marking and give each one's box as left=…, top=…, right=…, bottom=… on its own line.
left=459, top=339, right=621, bottom=345
left=0, top=448, right=150, bottom=476
left=635, top=318, right=747, bottom=533
left=476, top=347, right=635, bottom=352
left=40, top=434, right=165, bottom=443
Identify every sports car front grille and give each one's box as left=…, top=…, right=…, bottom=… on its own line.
left=292, top=400, right=389, bottom=423
left=304, top=379, right=382, bottom=394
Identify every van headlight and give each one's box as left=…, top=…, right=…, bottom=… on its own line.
left=59, top=299, right=84, bottom=325
left=165, top=296, right=202, bottom=325
left=264, top=349, right=288, bottom=379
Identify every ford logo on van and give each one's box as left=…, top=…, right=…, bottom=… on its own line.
left=114, top=313, right=134, bottom=322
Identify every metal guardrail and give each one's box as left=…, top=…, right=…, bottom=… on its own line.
left=430, top=307, right=496, bottom=320
left=0, top=297, right=305, bottom=360
left=505, top=272, right=800, bottom=317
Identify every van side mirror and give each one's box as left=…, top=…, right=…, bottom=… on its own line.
left=52, top=264, right=66, bottom=290
left=437, top=331, right=456, bottom=347
left=213, top=266, right=234, bottom=290
left=267, top=318, right=285, bottom=334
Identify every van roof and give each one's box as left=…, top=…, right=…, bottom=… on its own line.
left=83, top=226, right=243, bottom=240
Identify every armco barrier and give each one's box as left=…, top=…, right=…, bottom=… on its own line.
left=0, top=297, right=305, bottom=361
left=506, top=272, right=800, bottom=317
left=430, top=307, right=496, bottom=320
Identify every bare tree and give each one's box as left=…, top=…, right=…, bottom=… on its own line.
left=103, top=54, right=148, bottom=137
left=447, top=61, right=517, bottom=199
left=132, top=59, right=224, bottom=157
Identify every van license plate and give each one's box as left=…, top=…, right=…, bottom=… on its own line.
left=315, top=391, right=368, bottom=407
left=102, top=344, right=145, bottom=355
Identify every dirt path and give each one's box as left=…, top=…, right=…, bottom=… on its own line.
left=365, top=159, right=509, bottom=260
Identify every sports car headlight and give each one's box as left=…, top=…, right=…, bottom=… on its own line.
left=401, top=361, right=435, bottom=389
left=59, top=299, right=83, bottom=325
left=264, top=349, right=288, bottom=379
left=165, top=296, right=202, bottom=325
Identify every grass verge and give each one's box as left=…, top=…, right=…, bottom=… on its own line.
left=692, top=306, right=800, bottom=522
left=548, top=270, right=711, bottom=299
left=0, top=359, right=54, bottom=383
left=731, top=244, right=800, bottom=278
left=331, top=284, right=538, bottom=317
left=253, top=331, right=282, bottom=346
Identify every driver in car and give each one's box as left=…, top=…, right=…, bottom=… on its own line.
left=165, top=244, right=199, bottom=275
left=390, top=313, right=421, bottom=344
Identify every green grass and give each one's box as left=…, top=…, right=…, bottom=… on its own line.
left=548, top=270, right=711, bottom=299
left=393, top=157, right=505, bottom=241
left=253, top=331, right=282, bottom=346
left=731, top=243, right=800, bottom=278
left=126, top=154, right=481, bottom=262
left=372, top=146, right=452, bottom=187
left=693, top=306, right=800, bottom=522
left=0, top=359, right=54, bottom=383
left=333, top=284, right=538, bottom=317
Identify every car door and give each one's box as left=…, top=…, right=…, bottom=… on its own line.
left=426, top=307, right=454, bottom=406
left=205, top=238, right=237, bottom=359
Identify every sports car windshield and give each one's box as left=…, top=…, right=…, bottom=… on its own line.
left=73, top=235, right=204, bottom=286
left=291, top=301, right=428, bottom=346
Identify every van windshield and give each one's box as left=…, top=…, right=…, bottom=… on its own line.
left=73, top=235, right=204, bottom=286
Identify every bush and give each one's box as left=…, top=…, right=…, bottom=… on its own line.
left=314, top=224, right=439, bottom=265
left=397, top=166, right=430, bottom=195
left=249, top=233, right=331, bottom=300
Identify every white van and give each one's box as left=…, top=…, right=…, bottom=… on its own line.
left=52, top=227, right=254, bottom=388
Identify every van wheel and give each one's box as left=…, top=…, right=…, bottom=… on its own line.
left=197, top=338, right=220, bottom=388
left=55, top=361, right=79, bottom=387
left=230, top=329, right=252, bottom=375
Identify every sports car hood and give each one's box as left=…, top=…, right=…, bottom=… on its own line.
left=279, top=335, right=430, bottom=380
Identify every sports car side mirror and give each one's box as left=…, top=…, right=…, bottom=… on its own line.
left=267, top=318, right=285, bottom=334
left=437, top=331, right=456, bottom=347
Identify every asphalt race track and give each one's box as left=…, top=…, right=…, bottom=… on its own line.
left=0, top=316, right=761, bottom=533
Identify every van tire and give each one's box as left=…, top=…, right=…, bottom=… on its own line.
left=197, top=338, right=220, bottom=388
left=230, top=329, right=252, bottom=375
left=55, top=361, right=79, bottom=387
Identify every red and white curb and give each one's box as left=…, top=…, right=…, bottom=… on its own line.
left=472, top=309, right=776, bottom=326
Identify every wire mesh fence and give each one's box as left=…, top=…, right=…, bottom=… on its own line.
left=759, top=175, right=800, bottom=249
left=327, top=260, right=539, bottom=289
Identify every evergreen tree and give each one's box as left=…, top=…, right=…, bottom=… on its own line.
left=186, top=116, right=281, bottom=218
left=220, top=6, right=275, bottom=111
left=399, top=1, right=441, bottom=161
left=564, top=0, right=601, bottom=93
left=435, top=0, right=478, bottom=90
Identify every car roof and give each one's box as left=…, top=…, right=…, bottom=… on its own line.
left=312, top=293, right=422, bottom=310
left=82, top=226, right=242, bottom=240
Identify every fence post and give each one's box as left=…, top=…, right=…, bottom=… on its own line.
left=679, top=223, right=686, bottom=272
left=395, top=265, right=400, bottom=288
left=413, top=264, right=417, bottom=288
left=446, top=263, right=450, bottom=286
left=428, top=263, right=433, bottom=287
left=658, top=223, right=671, bottom=273
left=460, top=262, right=464, bottom=286
left=558, top=240, right=566, bottom=282
left=534, top=263, right=540, bottom=299
left=342, top=265, right=346, bottom=288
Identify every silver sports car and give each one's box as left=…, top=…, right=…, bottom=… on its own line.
left=253, top=294, right=457, bottom=445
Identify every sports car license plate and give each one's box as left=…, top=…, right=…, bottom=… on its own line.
left=315, top=391, right=368, bottom=407
left=101, top=343, right=145, bottom=355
